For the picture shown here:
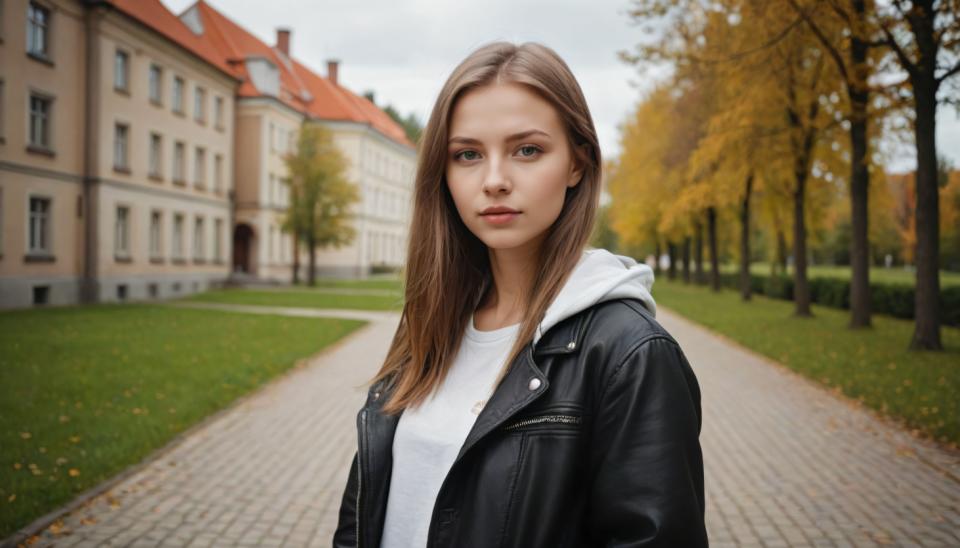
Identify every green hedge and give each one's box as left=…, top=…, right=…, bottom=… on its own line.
left=716, top=272, right=960, bottom=327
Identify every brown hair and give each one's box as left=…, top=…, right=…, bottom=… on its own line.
left=370, top=41, right=602, bottom=415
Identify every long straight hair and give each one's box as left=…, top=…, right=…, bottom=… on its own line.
left=370, top=41, right=602, bottom=415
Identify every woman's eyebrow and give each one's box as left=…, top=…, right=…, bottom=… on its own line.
left=448, top=129, right=551, bottom=145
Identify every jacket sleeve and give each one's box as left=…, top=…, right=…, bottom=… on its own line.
left=332, top=451, right=359, bottom=548
left=586, top=335, right=708, bottom=547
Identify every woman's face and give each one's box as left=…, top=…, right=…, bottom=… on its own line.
left=445, top=82, right=583, bottom=253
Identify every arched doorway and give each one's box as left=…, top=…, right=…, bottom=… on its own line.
left=232, top=224, right=255, bottom=274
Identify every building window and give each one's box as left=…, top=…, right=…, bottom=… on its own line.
left=149, top=132, right=162, bottom=178
left=150, top=210, right=162, bottom=258
left=114, top=123, right=129, bottom=171
left=214, top=154, right=223, bottom=193
left=194, top=86, right=205, bottom=123
left=26, top=2, right=50, bottom=59
left=28, top=196, right=51, bottom=254
left=115, top=205, right=130, bottom=258
left=114, top=49, right=129, bottom=92
left=172, top=76, right=184, bottom=114
left=214, top=96, right=224, bottom=129
left=194, top=146, right=205, bottom=188
left=269, top=123, right=275, bottom=152
left=214, top=218, right=223, bottom=262
left=193, top=216, right=204, bottom=261
left=172, top=213, right=184, bottom=259
left=173, top=141, right=185, bottom=183
left=149, top=64, right=163, bottom=104
left=28, top=93, right=52, bottom=149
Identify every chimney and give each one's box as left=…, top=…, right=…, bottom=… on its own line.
left=327, top=59, right=339, bottom=86
left=276, top=28, right=291, bottom=56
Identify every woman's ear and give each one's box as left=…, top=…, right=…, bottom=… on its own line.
left=567, top=143, right=590, bottom=188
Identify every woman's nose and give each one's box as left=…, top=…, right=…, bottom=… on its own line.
left=482, top=158, right=511, bottom=194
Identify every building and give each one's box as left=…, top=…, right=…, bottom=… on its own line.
left=0, top=0, right=416, bottom=310
left=186, top=0, right=416, bottom=280
left=1, top=0, right=238, bottom=308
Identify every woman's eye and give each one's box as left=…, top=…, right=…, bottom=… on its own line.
left=518, top=145, right=541, bottom=157
left=455, top=150, right=480, bottom=161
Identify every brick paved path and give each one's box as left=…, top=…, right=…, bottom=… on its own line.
left=12, top=305, right=960, bottom=547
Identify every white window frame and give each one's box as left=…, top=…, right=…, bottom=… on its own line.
left=149, top=64, right=163, bottom=104
left=149, top=210, right=163, bottom=258
left=28, top=92, right=52, bottom=150
left=149, top=132, right=162, bottom=178
left=172, top=76, right=184, bottom=114
left=194, top=86, right=205, bottom=123
left=27, top=194, right=52, bottom=255
left=193, top=215, right=205, bottom=261
left=114, top=204, right=131, bottom=258
left=194, top=146, right=206, bottom=188
left=173, top=141, right=185, bottom=183
left=214, top=217, right=223, bottom=262
left=214, top=96, right=224, bottom=129
left=214, top=153, right=223, bottom=193
left=172, top=213, right=184, bottom=259
left=114, top=122, right=129, bottom=170
left=26, top=2, right=50, bottom=59
left=114, top=49, right=129, bottom=92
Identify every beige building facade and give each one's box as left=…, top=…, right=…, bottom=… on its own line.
left=0, top=0, right=237, bottom=309
left=1, top=0, right=415, bottom=310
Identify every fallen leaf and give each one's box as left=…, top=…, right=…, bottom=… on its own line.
left=68, top=468, right=80, bottom=477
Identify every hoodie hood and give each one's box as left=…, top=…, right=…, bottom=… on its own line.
left=533, top=248, right=656, bottom=347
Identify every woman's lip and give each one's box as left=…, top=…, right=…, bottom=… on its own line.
left=481, top=212, right=520, bottom=225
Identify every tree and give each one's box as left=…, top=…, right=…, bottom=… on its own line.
left=785, top=0, right=892, bottom=328
left=283, top=124, right=361, bottom=285
left=877, top=0, right=960, bottom=350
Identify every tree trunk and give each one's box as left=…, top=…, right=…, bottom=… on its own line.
left=848, top=2, right=871, bottom=328
left=694, top=218, right=705, bottom=285
left=776, top=229, right=788, bottom=276
left=707, top=207, right=720, bottom=292
left=653, top=238, right=662, bottom=276
left=292, top=232, right=301, bottom=285
left=740, top=173, right=754, bottom=301
left=793, top=166, right=811, bottom=316
left=307, top=235, right=317, bottom=287
left=910, top=67, right=942, bottom=349
left=682, top=236, right=691, bottom=284
left=667, top=241, right=678, bottom=280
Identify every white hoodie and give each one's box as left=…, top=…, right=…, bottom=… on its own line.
left=533, top=247, right=657, bottom=346
left=381, top=247, right=656, bottom=548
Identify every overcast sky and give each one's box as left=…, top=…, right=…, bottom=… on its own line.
left=164, top=0, right=958, bottom=173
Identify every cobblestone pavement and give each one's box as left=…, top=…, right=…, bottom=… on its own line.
left=13, top=304, right=960, bottom=547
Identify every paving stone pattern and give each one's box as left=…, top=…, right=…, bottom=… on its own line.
left=15, top=304, right=960, bottom=547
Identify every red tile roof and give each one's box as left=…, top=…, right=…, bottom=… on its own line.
left=184, top=0, right=414, bottom=149
left=104, top=0, right=236, bottom=78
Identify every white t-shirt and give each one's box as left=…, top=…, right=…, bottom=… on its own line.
left=379, top=313, right=521, bottom=548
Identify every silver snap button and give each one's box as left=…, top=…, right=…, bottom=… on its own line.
left=566, top=341, right=576, bottom=350
left=372, top=391, right=381, bottom=401
left=528, top=378, right=542, bottom=391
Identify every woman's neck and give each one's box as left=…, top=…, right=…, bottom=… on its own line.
left=477, top=242, right=540, bottom=330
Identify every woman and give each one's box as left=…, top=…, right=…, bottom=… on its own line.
left=333, top=41, right=707, bottom=548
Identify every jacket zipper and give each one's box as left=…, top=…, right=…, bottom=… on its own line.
left=502, top=414, right=581, bottom=431
left=357, top=408, right=367, bottom=548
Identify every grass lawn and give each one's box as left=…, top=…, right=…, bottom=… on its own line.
left=652, top=279, right=960, bottom=448
left=0, top=305, right=366, bottom=539
left=186, top=288, right=404, bottom=310
left=299, top=277, right=403, bottom=292
left=719, top=263, right=960, bottom=287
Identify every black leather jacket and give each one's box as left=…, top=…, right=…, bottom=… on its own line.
left=333, top=298, right=708, bottom=547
